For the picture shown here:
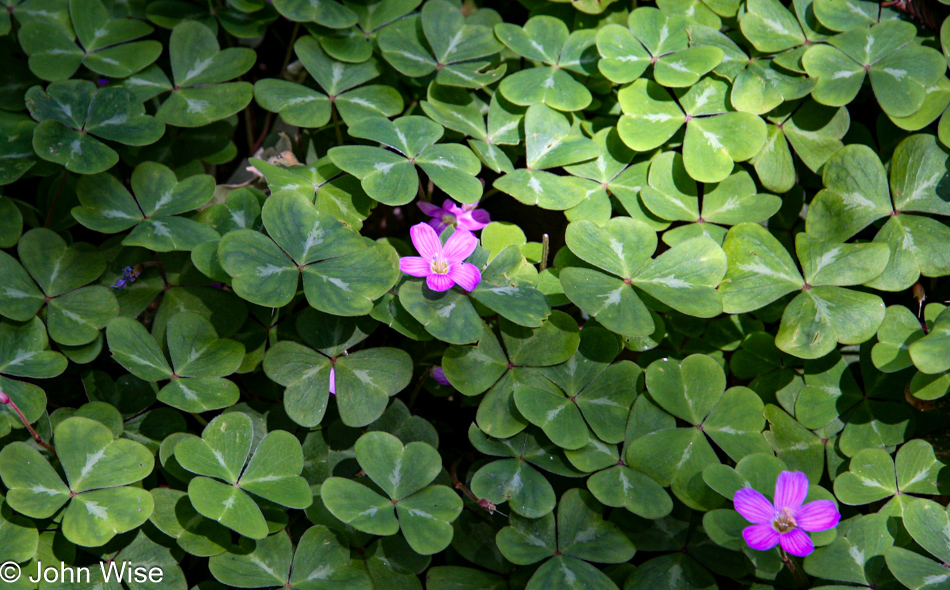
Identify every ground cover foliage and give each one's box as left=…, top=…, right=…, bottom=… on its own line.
left=2, top=0, right=950, bottom=588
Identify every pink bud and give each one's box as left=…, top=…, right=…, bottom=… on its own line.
left=0, top=391, right=9, bottom=404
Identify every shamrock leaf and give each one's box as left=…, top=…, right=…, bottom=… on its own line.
left=468, top=425, right=584, bottom=519
left=721, top=224, right=889, bottom=359
left=0, top=228, right=118, bottom=346
left=894, top=499, right=950, bottom=587
left=329, top=116, right=483, bottom=205
left=597, top=7, right=723, bottom=87
left=752, top=99, right=849, bottom=193
left=0, top=112, right=38, bottom=186
left=640, top=151, right=781, bottom=246
left=272, top=0, right=356, bottom=28
left=560, top=216, right=727, bottom=338
left=311, top=0, right=421, bottom=63
left=149, top=488, right=230, bottom=557
left=217, top=191, right=399, bottom=314
left=322, top=431, right=463, bottom=555
left=254, top=36, right=402, bottom=128
left=19, top=0, right=160, bottom=81
left=174, top=412, right=312, bottom=539
left=803, top=20, right=946, bottom=118
left=513, top=326, right=637, bottom=451
left=626, top=354, right=769, bottom=509
left=378, top=0, right=504, bottom=88
left=155, top=21, right=256, bottom=127
left=496, top=489, right=634, bottom=590
left=106, top=313, right=245, bottom=413
left=0, top=318, right=62, bottom=438
left=442, top=314, right=580, bottom=438
left=247, top=156, right=373, bottom=231
left=495, top=15, right=597, bottom=111
left=25, top=80, right=164, bottom=174
left=909, top=306, right=950, bottom=376
left=73, top=161, right=218, bottom=252
left=0, top=416, right=154, bottom=547
left=834, top=440, right=947, bottom=511
left=209, top=526, right=372, bottom=589
left=617, top=78, right=767, bottom=183
left=147, top=0, right=279, bottom=39
left=806, top=136, right=950, bottom=291
left=263, top=308, right=411, bottom=428
left=804, top=514, right=894, bottom=587
left=421, top=84, right=524, bottom=174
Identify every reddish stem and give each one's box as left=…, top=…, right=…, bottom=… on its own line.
left=0, top=390, right=55, bottom=454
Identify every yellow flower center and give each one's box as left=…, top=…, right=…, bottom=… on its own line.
left=430, top=258, right=450, bottom=275
left=442, top=214, right=457, bottom=227
left=772, top=507, right=797, bottom=534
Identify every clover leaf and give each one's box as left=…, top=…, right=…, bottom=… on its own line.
left=0, top=112, right=38, bottom=186
left=560, top=216, right=727, bottom=339
left=149, top=488, right=230, bottom=557
left=721, top=223, right=890, bottom=359
left=803, top=514, right=894, bottom=587
left=255, top=36, right=402, bottom=128
left=147, top=0, right=279, bottom=39
left=310, top=0, right=421, bottom=63
left=329, top=115, right=483, bottom=205
left=73, top=161, right=218, bottom=252
left=106, top=313, right=245, bottom=413
left=0, top=228, right=118, bottom=346
left=321, top=431, right=463, bottom=555
left=640, top=151, right=781, bottom=246
left=25, top=80, right=164, bottom=174
left=597, top=7, right=723, bottom=87
left=618, top=78, right=767, bottom=183
left=217, top=191, right=399, bottom=314
left=806, top=136, right=950, bottom=291
left=495, top=16, right=598, bottom=112
left=0, top=318, right=63, bottom=438
left=263, top=308, right=411, bottom=428
left=209, top=526, right=372, bottom=589
left=0, top=416, right=154, bottom=547
left=442, top=313, right=580, bottom=438
left=378, top=0, right=504, bottom=89
left=155, top=21, right=256, bottom=127
left=272, top=0, right=355, bottom=28
left=496, top=489, right=634, bottom=590
left=834, top=440, right=947, bottom=511
left=174, top=412, right=312, bottom=539
left=19, top=0, right=161, bottom=81
left=803, top=20, right=946, bottom=118
left=420, top=84, right=525, bottom=174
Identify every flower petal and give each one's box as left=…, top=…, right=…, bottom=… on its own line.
left=442, top=229, right=478, bottom=264
left=426, top=273, right=455, bottom=292
left=444, top=199, right=463, bottom=215
left=448, top=262, right=481, bottom=292
left=329, top=366, right=335, bottom=395
left=774, top=471, right=809, bottom=511
left=733, top=487, right=775, bottom=525
left=400, top=256, right=431, bottom=277
left=428, top=219, right=448, bottom=234
left=431, top=367, right=451, bottom=386
left=411, top=222, right=443, bottom=260
left=742, top=524, right=780, bottom=552
left=795, top=500, right=840, bottom=532
left=418, top=201, right=444, bottom=217
left=779, top=529, right=814, bottom=557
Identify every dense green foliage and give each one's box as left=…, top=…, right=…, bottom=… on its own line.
left=2, top=0, right=950, bottom=588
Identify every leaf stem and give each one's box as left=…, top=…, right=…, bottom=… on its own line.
left=0, top=390, right=55, bottom=455
left=331, top=104, right=344, bottom=147
left=190, top=412, right=209, bottom=426
left=44, top=171, right=69, bottom=229
left=540, top=234, right=549, bottom=272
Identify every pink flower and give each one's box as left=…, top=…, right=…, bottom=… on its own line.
left=329, top=366, right=335, bottom=395
left=418, top=199, right=490, bottom=234
left=734, top=471, right=840, bottom=557
left=399, top=223, right=481, bottom=292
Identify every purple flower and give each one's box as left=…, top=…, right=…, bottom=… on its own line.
left=329, top=366, right=335, bottom=395
left=431, top=367, right=450, bottom=386
left=96, top=78, right=110, bottom=86
left=399, top=223, right=481, bottom=292
left=418, top=199, right=490, bottom=234
left=734, top=471, right=840, bottom=557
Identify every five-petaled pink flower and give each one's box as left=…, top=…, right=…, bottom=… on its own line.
left=418, top=199, right=490, bottom=234
left=400, top=223, right=481, bottom=292
left=734, top=471, right=840, bottom=557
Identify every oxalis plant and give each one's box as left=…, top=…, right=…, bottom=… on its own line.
left=3, top=0, right=950, bottom=588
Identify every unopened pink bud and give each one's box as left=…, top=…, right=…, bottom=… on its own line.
left=0, top=392, right=9, bottom=404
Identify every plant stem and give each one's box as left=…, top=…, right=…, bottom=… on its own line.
left=190, top=412, right=209, bottom=426
left=0, top=391, right=55, bottom=454
left=331, top=104, right=344, bottom=146
left=540, top=234, right=549, bottom=271
left=44, top=171, right=68, bottom=229
left=779, top=547, right=808, bottom=590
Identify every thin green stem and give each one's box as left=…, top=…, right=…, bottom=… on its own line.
left=332, top=104, right=344, bottom=146
left=540, top=234, right=549, bottom=272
